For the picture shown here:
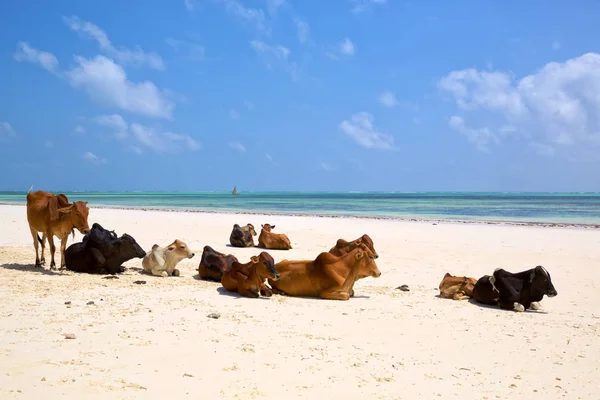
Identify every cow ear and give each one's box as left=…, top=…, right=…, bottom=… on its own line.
left=58, top=205, right=73, bottom=213
left=261, top=224, right=264, bottom=228
left=251, top=256, right=259, bottom=263
left=167, top=246, right=175, bottom=251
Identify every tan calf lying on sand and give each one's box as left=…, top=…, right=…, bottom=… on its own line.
left=329, top=233, right=378, bottom=257
left=257, top=223, right=292, bottom=250
left=438, top=273, right=477, bottom=300
left=142, top=239, right=195, bottom=277
left=221, top=252, right=279, bottom=298
left=268, top=243, right=381, bottom=301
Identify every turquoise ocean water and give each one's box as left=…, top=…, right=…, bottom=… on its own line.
left=1, top=191, right=599, bottom=225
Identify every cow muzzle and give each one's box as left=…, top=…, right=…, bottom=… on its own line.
left=188, top=253, right=195, bottom=259
left=272, top=273, right=281, bottom=280
left=547, top=289, right=558, bottom=297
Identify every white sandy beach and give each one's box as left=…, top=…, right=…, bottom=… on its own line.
left=0, top=204, right=599, bottom=399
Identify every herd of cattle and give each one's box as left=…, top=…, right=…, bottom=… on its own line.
left=24, top=190, right=558, bottom=310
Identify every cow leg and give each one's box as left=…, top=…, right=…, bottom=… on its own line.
left=47, top=232, right=57, bottom=270
left=40, top=233, right=47, bottom=265
left=260, top=283, right=272, bottom=297
left=29, top=227, right=42, bottom=267
left=320, top=289, right=351, bottom=301
left=239, top=286, right=260, bottom=298
left=530, top=302, right=542, bottom=311
left=59, top=236, right=68, bottom=270
left=151, top=267, right=168, bottom=277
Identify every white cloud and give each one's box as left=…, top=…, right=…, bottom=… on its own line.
left=13, top=42, right=59, bottom=74
left=221, top=0, right=268, bottom=33
left=379, top=91, right=399, bottom=108
left=165, top=38, right=205, bottom=60
left=339, top=112, right=394, bottom=149
left=0, top=122, right=16, bottom=141
left=250, top=40, right=290, bottom=59
left=66, top=55, right=174, bottom=119
left=351, top=0, right=387, bottom=14
left=74, top=124, right=86, bottom=134
left=265, top=153, right=277, bottom=164
left=320, top=162, right=334, bottom=171
left=229, top=141, right=246, bottom=152
left=448, top=116, right=499, bottom=153
left=438, top=52, right=600, bottom=157
left=244, top=100, right=255, bottom=110
left=62, top=16, right=164, bottom=70
left=294, top=19, right=310, bottom=44
left=229, top=109, right=240, bottom=120
left=267, top=0, right=285, bottom=16
left=94, top=114, right=129, bottom=139
left=250, top=40, right=298, bottom=79
left=83, top=151, right=108, bottom=165
left=340, top=38, right=355, bottom=56
left=130, top=146, right=143, bottom=154
left=130, top=123, right=200, bottom=153
left=552, top=40, right=561, bottom=50
left=184, top=0, right=198, bottom=12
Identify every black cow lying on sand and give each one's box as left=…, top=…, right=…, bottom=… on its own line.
left=65, top=223, right=146, bottom=274
left=229, top=223, right=257, bottom=248
left=472, top=265, right=557, bottom=312
left=197, top=245, right=239, bottom=282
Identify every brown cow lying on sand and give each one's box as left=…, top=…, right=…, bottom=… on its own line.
left=438, top=273, right=478, bottom=300
left=267, top=243, right=381, bottom=301
left=257, top=223, right=292, bottom=250
left=221, top=252, right=279, bottom=298
left=26, top=190, right=90, bottom=270
left=198, top=245, right=239, bottom=282
left=329, top=234, right=378, bottom=258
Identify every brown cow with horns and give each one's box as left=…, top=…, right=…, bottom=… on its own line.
left=26, top=190, right=90, bottom=270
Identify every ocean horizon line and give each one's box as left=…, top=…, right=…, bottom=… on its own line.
left=2, top=190, right=600, bottom=195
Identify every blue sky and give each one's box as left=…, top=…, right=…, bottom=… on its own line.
left=1, top=0, right=600, bottom=192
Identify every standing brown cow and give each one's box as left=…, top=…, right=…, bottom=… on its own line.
left=26, top=190, right=90, bottom=270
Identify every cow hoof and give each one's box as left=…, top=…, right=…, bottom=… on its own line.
left=35, top=263, right=43, bottom=268
left=530, top=302, right=542, bottom=311
left=513, top=302, right=525, bottom=312
left=260, top=289, right=273, bottom=297
left=161, top=271, right=168, bottom=278
left=173, top=269, right=180, bottom=277
left=50, top=264, right=57, bottom=271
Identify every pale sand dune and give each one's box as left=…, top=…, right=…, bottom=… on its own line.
left=0, top=204, right=599, bottom=399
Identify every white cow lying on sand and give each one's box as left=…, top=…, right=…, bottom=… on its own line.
left=142, top=239, right=195, bottom=277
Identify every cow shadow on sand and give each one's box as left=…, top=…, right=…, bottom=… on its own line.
left=215, top=286, right=272, bottom=300
left=0, top=263, right=65, bottom=276
left=466, top=298, right=549, bottom=314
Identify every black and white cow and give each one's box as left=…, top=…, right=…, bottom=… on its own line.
left=472, top=265, right=557, bottom=312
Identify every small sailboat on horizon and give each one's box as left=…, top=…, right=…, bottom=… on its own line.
left=232, top=186, right=238, bottom=195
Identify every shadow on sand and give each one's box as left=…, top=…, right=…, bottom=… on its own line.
left=466, top=298, right=548, bottom=314
left=216, top=286, right=271, bottom=300
left=0, top=263, right=65, bottom=276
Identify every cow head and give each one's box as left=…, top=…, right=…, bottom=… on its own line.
left=355, top=243, right=381, bottom=278
left=167, top=239, right=195, bottom=260
left=530, top=265, right=557, bottom=298
left=251, top=252, right=279, bottom=280
left=261, top=223, right=275, bottom=232
left=59, top=201, right=90, bottom=234
left=118, top=234, right=146, bottom=259
left=360, top=234, right=378, bottom=258
left=246, top=224, right=257, bottom=236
